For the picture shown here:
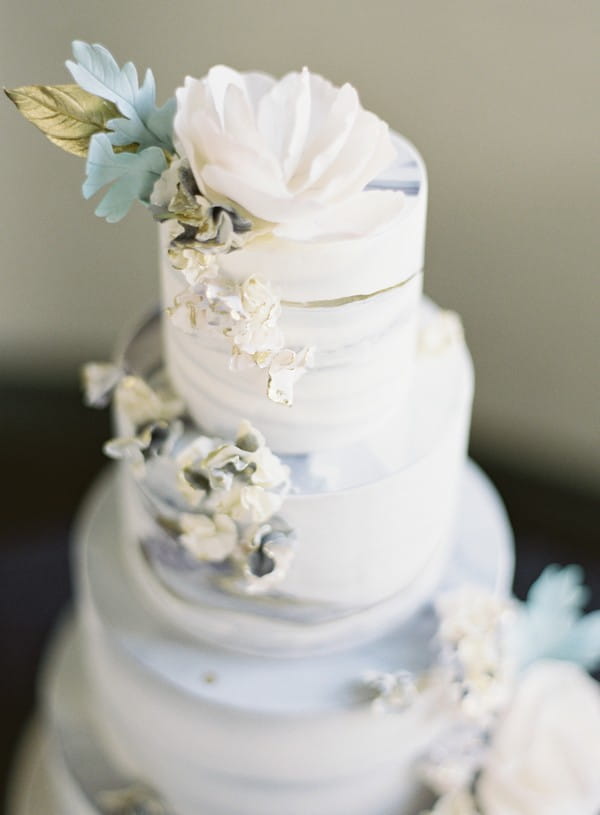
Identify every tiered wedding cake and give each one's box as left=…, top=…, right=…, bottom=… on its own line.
left=8, top=43, right=600, bottom=815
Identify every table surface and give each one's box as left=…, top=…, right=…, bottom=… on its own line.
left=1, top=383, right=598, bottom=810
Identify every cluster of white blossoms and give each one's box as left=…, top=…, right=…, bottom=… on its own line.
left=83, top=362, right=296, bottom=592
left=176, top=420, right=289, bottom=520
left=83, top=366, right=185, bottom=477
left=434, top=586, right=516, bottom=725
left=361, top=587, right=515, bottom=727
left=167, top=254, right=315, bottom=406
left=172, top=419, right=294, bottom=591
left=422, top=661, right=600, bottom=815
left=155, top=160, right=315, bottom=407
left=418, top=580, right=600, bottom=815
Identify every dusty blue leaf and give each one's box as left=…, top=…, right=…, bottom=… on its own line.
left=515, top=565, right=600, bottom=672
left=66, top=41, right=174, bottom=152
left=83, top=133, right=167, bottom=222
left=107, top=97, right=176, bottom=149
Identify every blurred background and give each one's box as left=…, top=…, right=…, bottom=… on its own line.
left=1, top=0, right=598, bottom=806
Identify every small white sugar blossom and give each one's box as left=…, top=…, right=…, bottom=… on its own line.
left=175, top=420, right=289, bottom=508
left=168, top=242, right=217, bottom=287
left=247, top=444, right=290, bottom=489
left=179, top=512, right=238, bottom=561
left=212, top=482, right=284, bottom=524
left=150, top=156, right=186, bottom=211
left=267, top=346, right=315, bottom=406
left=228, top=276, right=284, bottom=364
left=435, top=586, right=516, bottom=725
left=167, top=273, right=240, bottom=336
left=81, top=361, right=123, bottom=408
left=114, top=376, right=184, bottom=431
left=172, top=421, right=292, bottom=584
left=363, top=670, right=419, bottom=713
left=103, top=432, right=150, bottom=478
left=436, top=585, right=511, bottom=645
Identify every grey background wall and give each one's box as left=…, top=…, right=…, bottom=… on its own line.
left=1, top=1, right=598, bottom=491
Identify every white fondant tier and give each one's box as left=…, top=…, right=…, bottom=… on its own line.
left=118, top=302, right=473, bottom=643
left=162, top=264, right=423, bottom=455
left=8, top=460, right=512, bottom=815
left=160, top=132, right=427, bottom=454
left=209, top=133, right=427, bottom=302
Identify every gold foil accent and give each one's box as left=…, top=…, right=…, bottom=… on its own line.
left=282, top=269, right=422, bottom=309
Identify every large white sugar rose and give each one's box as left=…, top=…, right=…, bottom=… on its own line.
left=174, top=65, right=402, bottom=238
left=477, top=660, right=600, bottom=815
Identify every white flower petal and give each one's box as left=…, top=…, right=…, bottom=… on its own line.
left=267, top=346, right=315, bottom=406
left=174, top=66, right=396, bottom=226
left=290, top=79, right=360, bottom=193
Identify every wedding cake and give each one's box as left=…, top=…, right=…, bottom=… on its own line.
left=7, top=43, right=600, bottom=815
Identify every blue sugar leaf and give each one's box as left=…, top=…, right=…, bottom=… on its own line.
left=135, top=68, right=158, bottom=119
left=527, top=563, right=589, bottom=616
left=106, top=116, right=146, bottom=147
left=67, top=41, right=141, bottom=122
left=66, top=41, right=174, bottom=152
left=516, top=565, right=600, bottom=672
left=107, top=97, right=175, bottom=150
left=83, top=134, right=167, bottom=222
left=146, top=97, right=177, bottom=148
left=559, top=611, right=600, bottom=671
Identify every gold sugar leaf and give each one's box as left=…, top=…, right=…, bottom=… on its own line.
left=4, top=83, right=136, bottom=157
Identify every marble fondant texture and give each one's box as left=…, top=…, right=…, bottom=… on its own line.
left=9, top=457, right=512, bottom=815
left=117, top=300, right=473, bottom=632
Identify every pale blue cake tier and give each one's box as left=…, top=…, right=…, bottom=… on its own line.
left=10, top=461, right=513, bottom=815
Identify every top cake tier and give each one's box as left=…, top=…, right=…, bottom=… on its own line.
left=7, top=51, right=427, bottom=454
left=161, top=120, right=427, bottom=454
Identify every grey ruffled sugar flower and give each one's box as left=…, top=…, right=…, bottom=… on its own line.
left=235, top=519, right=296, bottom=592
left=171, top=421, right=295, bottom=591
left=151, top=158, right=252, bottom=255
left=103, top=419, right=183, bottom=479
